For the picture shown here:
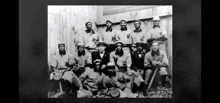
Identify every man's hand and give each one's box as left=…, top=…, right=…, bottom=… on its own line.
left=101, top=65, right=106, bottom=70
left=156, top=61, right=162, bottom=67
left=152, top=61, right=157, bottom=66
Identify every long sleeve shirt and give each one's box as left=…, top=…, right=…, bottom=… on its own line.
left=115, top=29, right=132, bottom=44
left=144, top=50, right=169, bottom=68
left=110, top=50, right=132, bottom=72
left=147, top=27, right=167, bottom=39
left=82, top=31, right=100, bottom=48
left=100, top=29, right=117, bottom=44
left=130, top=29, right=149, bottom=44
left=72, top=51, right=92, bottom=68
left=79, top=68, right=106, bottom=91
left=51, top=52, right=74, bottom=70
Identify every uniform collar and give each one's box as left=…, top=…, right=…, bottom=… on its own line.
left=151, top=50, right=160, bottom=56
left=85, top=29, right=95, bottom=34
left=153, top=25, right=160, bottom=29
left=134, top=28, right=142, bottom=32
left=121, top=27, right=127, bottom=31
left=106, top=28, right=113, bottom=32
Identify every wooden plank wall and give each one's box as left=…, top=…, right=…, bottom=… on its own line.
left=48, top=5, right=172, bottom=76
left=48, top=6, right=98, bottom=70
left=96, top=6, right=173, bottom=76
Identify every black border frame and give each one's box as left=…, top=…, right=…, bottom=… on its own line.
left=19, top=0, right=201, bottom=102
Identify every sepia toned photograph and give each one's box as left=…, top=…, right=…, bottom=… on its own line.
left=47, top=5, right=173, bottom=98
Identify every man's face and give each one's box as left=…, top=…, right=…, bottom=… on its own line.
left=152, top=42, right=159, bottom=51
left=153, top=20, right=160, bottom=26
left=116, top=43, right=122, bottom=51
left=59, top=45, right=65, bottom=51
left=134, top=22, right=141, bottom=29
left=120, top=21, right=126, bottom=28
left=137, top=45, right=143, bottom=52
left=78, top=46, right=84, bottom=52
left=86, top=22, right=92, bottom=30
left=95, top=62, right=101, bottom=71
left=98, top=45, right=106, bottom=52
left=107, top=67, right=115, bottom=74
left=106, top=22, right=112, bottom=28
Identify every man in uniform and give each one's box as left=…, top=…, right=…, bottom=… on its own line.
left=72, top=42, right=92, bottom=77
left=116, top=20, right=132, bottom=53
left=79, top=59, right=106, bottom=97
left=144, top=41, right=169, bottom=88
left=100, top=20, right=117, bottom=53
left=130, top=20, right=150, bottom=53
left=147, top=16, right=168, bottom=53
left=109, top=41, right=146, bottom=97
left=101, top=62, right=138, bottom=98
left=92, top=41, right=110, bottom=75
left=82, top=22, right=100, bottom=53
left=48, top=42, right=88, bottom=98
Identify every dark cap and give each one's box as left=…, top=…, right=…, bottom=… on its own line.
left=106, top=20, right=113, bottom=24
left=97, top=41, right=106, bottom=46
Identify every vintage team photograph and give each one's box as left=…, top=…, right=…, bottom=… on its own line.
left=47, top=5, right=173, bottom=98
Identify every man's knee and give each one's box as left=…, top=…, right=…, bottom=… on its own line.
left=62, top=71, right=78, bottom=83
left=159, top=67, right=168, bottom=75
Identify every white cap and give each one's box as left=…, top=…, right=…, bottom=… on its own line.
left=153, top=16, right=160, bottom=21
left=76, top=41, right=84, bottom=46
left=107, top=62, right=115, bottom=67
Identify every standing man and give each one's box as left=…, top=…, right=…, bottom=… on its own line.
left=100, top=20, right=117, bottom=53
left=144, top=41, right=169, bottom=88
left=91, top=41, right=110, bottom=75
left=72, top=42, right=92, bottom=77
left=147, top=16, right=168, bottom=53
left=82, top=22, right=100, bottom=53
left=116, top=20, right=132, bottom=53
left=130, top=20, right=149, bottom=53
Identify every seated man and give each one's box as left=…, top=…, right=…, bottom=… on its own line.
left=72, top=42, right=92, bottom=77
left=48, top=42, right=89, bottom=98
left=92, top=41, right=110, bottom=75
left=109, top=41, right=146, bottom=96
left=144, top=41, right=169, bottom=88
left=78, top=59, right=106, bottom=97
left=131, top=41, right=149, bottom=96
left=102, top=62, right=139, bottom=98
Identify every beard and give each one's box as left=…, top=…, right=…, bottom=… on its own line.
left=59, top=49, right=66, bottom=55
left=151, top=49, right=160, bottom=56
left=115, top=49, right=124, bottom=56
left=107, top=70, right=116, bottom=77
left=78, top=50, right=85, bottom=56
left=120, top=26, right=127, bottom=31
left=94, top=66, right=102, bottom=74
